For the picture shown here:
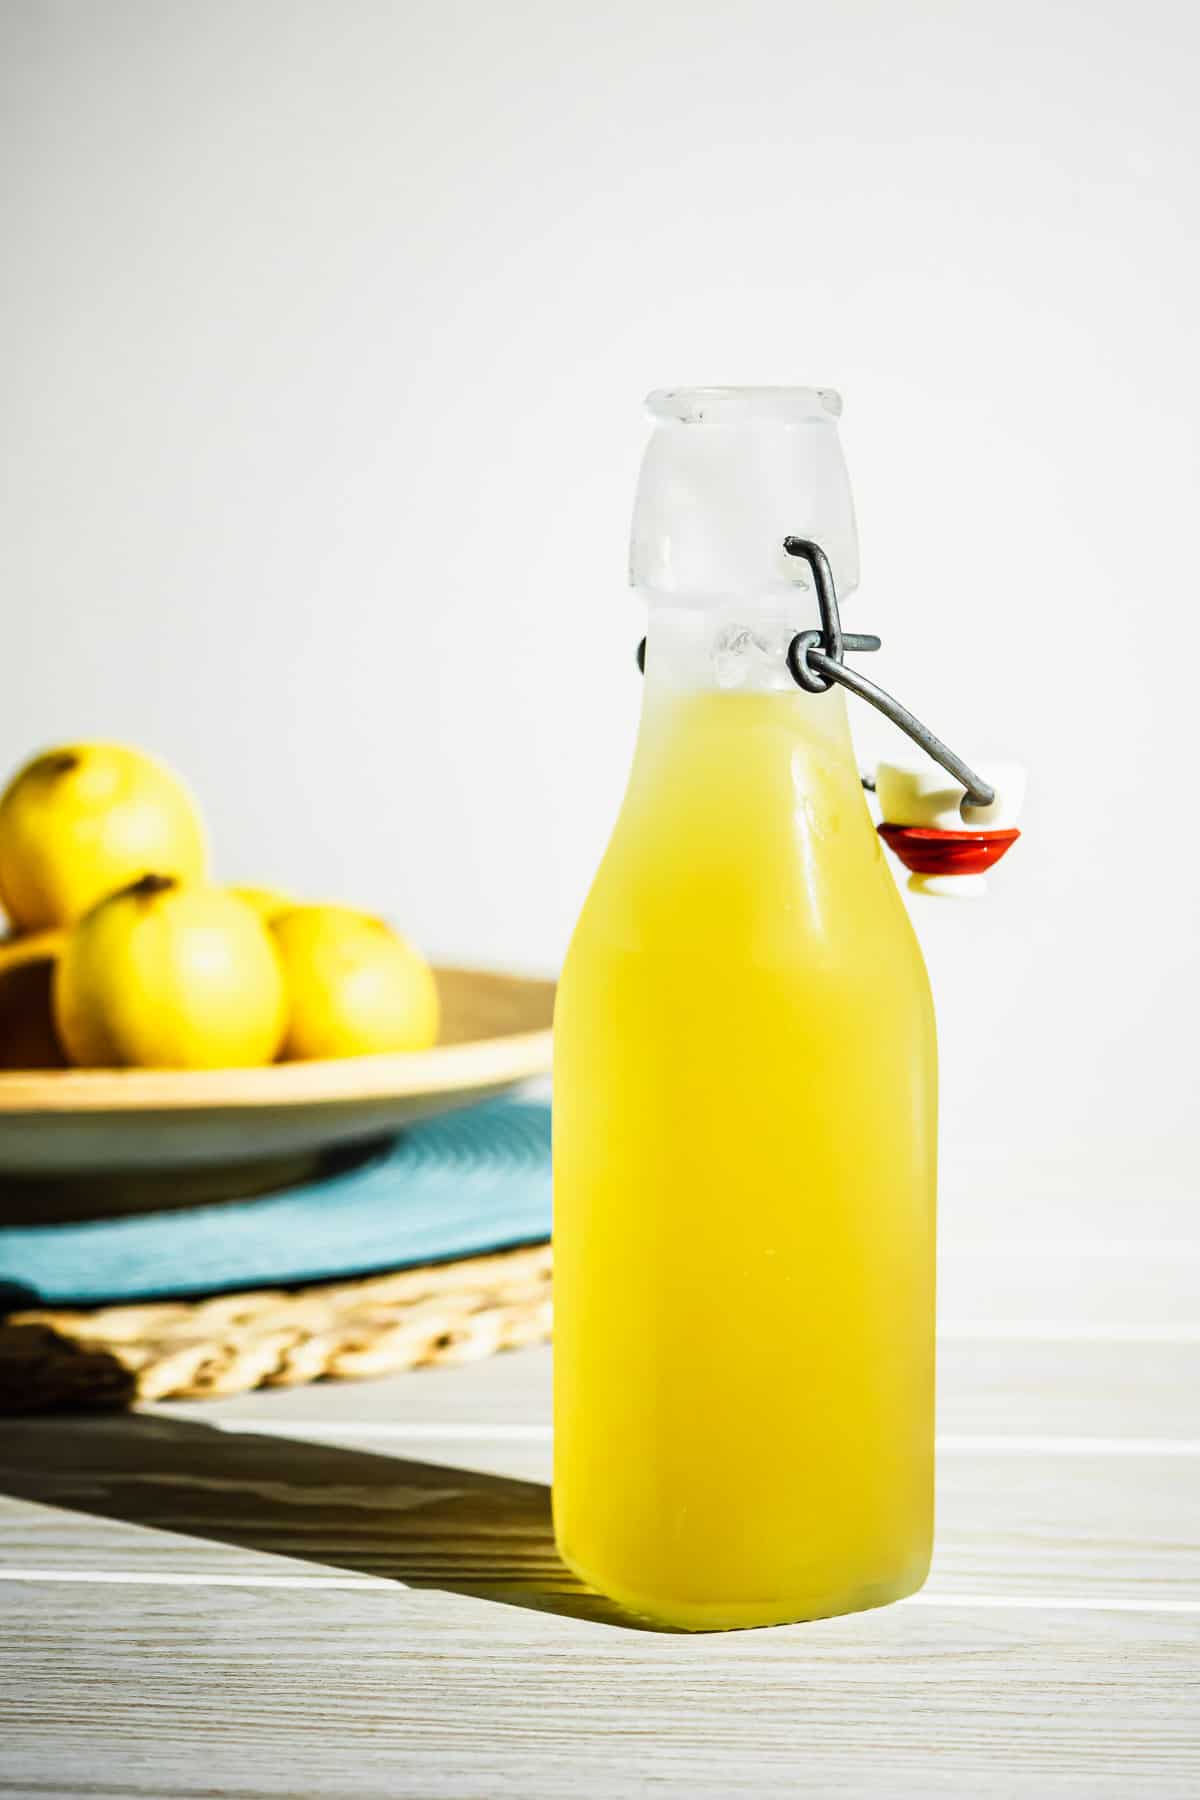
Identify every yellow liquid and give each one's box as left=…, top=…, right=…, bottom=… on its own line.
left=553, top=679, right=936, bottom=1630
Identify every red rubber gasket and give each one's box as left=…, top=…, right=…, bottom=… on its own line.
left=877, top=823, right=1021, bottom=878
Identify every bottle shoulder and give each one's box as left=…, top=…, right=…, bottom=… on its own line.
left=567, top=796, right=927, bottom=979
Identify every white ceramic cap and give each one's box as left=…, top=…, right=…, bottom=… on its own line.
left=876, top=760, right=1027, bottom=831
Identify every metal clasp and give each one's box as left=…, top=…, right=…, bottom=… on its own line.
left=634, top=537, right=995, bottom=814
left=781, top=537, right=995, bottom=811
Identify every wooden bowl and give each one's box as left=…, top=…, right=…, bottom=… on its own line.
left=0, top=942, right=554, bottom=1212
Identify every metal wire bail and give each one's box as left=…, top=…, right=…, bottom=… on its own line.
left=635, top=536, right=995, bottom=814
left=781, top=538, right=996, bottom=811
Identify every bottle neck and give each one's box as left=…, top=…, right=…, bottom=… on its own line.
left=626, top=601, right=868, bottom=836
left=608, top=602, right=888, bottom=951
left=638, top=602, right=853, bottom=744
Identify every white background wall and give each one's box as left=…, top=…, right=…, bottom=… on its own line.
left=2, top=0, right=1197, bottom=1222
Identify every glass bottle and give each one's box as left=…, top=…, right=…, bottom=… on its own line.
left=552, top=386, right=937, bottom=1631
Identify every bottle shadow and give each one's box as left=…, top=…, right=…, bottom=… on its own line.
left=0, top=1410, right=675, bottom=1633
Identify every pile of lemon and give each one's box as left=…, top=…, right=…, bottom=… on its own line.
left=0, top=744, right=438, bottom=1070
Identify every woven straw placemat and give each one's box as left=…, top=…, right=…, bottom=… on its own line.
left=0, top=1241, right=552, bottom=1412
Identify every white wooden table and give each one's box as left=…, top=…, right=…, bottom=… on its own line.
left=2, top=1190, right=1198, bottom=1797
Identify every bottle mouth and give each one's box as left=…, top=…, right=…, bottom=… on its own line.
left=645, top=386, right=843, bottom=425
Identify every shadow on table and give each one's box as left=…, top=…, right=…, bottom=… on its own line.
left=0, top=1411, right=676, bottom=1633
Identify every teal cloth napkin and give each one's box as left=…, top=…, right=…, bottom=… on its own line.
left=0, top=1098, right=551, bottom=1307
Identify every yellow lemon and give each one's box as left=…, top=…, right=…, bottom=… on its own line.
left=271, top=905, right=439, bottom=1060
left=0, top=744, right=208, bottom=931
left=229, top=885, right=297, bottom=923
left=54, top=877, right=286, bottom=1069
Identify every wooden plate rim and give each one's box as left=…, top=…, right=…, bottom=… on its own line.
left=0, top=966, right=554, bottom=1115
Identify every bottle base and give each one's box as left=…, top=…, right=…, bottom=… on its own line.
left=557, top=1541, right=932, bottom=1634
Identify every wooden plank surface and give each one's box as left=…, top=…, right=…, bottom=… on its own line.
left=1, top=1587, right=1197, bottom=1799
left=1, top=1234, right=1198, bottom=1798
left=149, top=1335, right=1200, bottom=1440
left=3, top=1415, right=1199, bottom=1606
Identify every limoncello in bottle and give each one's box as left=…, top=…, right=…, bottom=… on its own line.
left=553, top=387, right=936, bottom=1631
